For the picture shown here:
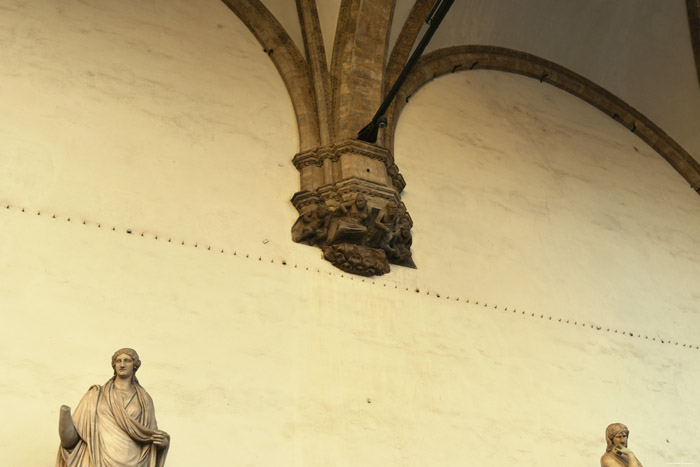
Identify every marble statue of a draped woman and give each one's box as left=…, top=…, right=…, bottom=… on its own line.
left=56, top=348, right=170, bottom=467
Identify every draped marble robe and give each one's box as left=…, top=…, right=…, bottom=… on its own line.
left=56, top=379, right=168, bottom=467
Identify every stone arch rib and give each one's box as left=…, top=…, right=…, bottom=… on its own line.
left=388, top=45, right=700, bottom=194
left=329, top=0, right=396, bottom=143
left=381, top=0, right=437, bottom=147
left=220, top=0, right=321, bottom=150
left=385, top=1, right=437, bottom=92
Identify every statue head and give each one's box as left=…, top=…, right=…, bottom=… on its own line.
left=605, top=423, right=629, bottom=452
left=111, top=348, right=141, bottom=378
left=355, top=194, right=366, bottom=208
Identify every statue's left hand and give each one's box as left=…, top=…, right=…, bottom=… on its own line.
left=151, top=430, right=170, bottom=449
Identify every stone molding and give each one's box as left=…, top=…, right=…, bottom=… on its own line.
left=293, top=140, right=393, bottom=169
left=292, top=140, right=406, bottom=195
left=386, top=45, right=700, bottom=194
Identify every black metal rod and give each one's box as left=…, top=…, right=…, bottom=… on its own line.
left=358, top=0, right=455, bottom=143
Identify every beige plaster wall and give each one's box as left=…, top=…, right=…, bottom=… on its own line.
left=395, top=71, right=700, bottom=346
left=1, top=1, right=699, bottom=466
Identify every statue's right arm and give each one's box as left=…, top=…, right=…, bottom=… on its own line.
left=58, top=405, right=80, bottom=449
left=616, top=446, right=642, bottom=467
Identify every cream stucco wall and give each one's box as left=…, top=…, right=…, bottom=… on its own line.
left=1, top=1, right=699, bottom=466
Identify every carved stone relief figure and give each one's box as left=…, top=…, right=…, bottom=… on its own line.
left=291, top=141, right=415, bottom=276
left=366, top=201, right=397, bottom=252
left=292, top=202, right=331, bottom=246
left=292, top=191, right=415, bottom=276
left=327, top=193, right=370, bottom=244
left=386, top=202, right=415, bottom=268
left=601, top=423, right=643, bottom=467
left=56, top=348, right=170, bottom=467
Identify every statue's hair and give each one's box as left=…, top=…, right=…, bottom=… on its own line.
left=111, top=348, right=141, bottom=380
left=605, top=423, right=629, bottom=452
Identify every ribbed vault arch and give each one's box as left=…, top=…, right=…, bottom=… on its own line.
left=388, top=45, right=700, bottom=194
left=220, top=0, right=321, bottom=150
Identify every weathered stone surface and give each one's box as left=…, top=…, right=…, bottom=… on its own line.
left=291, top=140, right=414, bottom=274
left=323, top=243, right=390, bottom=276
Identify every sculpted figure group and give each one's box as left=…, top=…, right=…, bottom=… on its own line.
left=292, top=193, right=415, bottom=275
left=57, top=348, right=169, bottom=467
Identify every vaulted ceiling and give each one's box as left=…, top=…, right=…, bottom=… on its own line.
left=231, top=0, right=700, bottom=192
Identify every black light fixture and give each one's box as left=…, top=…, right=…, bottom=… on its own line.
left=357, top=0, right=455, bottom=143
